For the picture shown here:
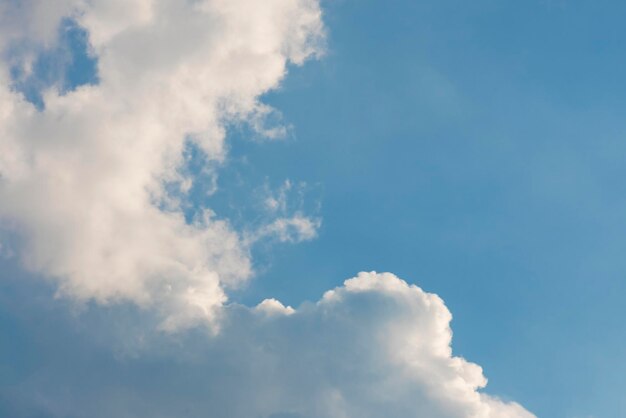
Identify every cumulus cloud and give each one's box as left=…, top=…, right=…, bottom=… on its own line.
left=0, top=0, right=324, bottom=329
left=0, top=3, right=534, bottom=417
left=0, top=272, right=534, bottom=418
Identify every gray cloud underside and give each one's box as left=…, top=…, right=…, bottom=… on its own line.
left=1, top=272, right=533, bottom=418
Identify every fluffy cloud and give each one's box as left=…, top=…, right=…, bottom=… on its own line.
left=0, top=3, right=534, bottom=417
left=0, top=0, right=324, bottom=329
left=0, top=272, right=534, bottom=418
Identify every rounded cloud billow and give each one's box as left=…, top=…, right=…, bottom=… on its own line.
left=0, top=2, right=534, bottom=417
left=2, top=272, right=535, bottom=418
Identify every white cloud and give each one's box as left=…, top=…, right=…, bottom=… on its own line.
left=0, top=0, right=324, bottom=329
left=0, top=0, right=78, bottom=48
left=0, top=4, right=534, bottom=417
left=253, top=179, right=320, bottom=243
left=255, top=214, right=321, bottom=243
left=0, top=272, right=535, bottom=418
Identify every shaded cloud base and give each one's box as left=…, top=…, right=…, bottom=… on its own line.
left=0, top=271, right=534, bottom=418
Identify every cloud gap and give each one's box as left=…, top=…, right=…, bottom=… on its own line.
left=8, top=18, right=98, bottom=110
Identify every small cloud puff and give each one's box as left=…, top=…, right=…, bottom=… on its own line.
left=255, top=298, right=295, bottom=316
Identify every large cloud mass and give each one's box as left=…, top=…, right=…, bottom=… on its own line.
left=0, top=0, right=323, bottom=329
left=0, top=2, right=535, bottom=417
left=1, top=272, right=534, bottom=418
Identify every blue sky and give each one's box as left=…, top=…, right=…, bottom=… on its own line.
left=1, top=1, right=625, bottom=417
left=223, top=1, right=626, bottom=416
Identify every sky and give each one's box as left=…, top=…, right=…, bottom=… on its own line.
left=1, top=0, right=625, bottom=417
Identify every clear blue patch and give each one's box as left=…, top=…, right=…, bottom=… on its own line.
left=9, top=18, right=98, bottom=110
